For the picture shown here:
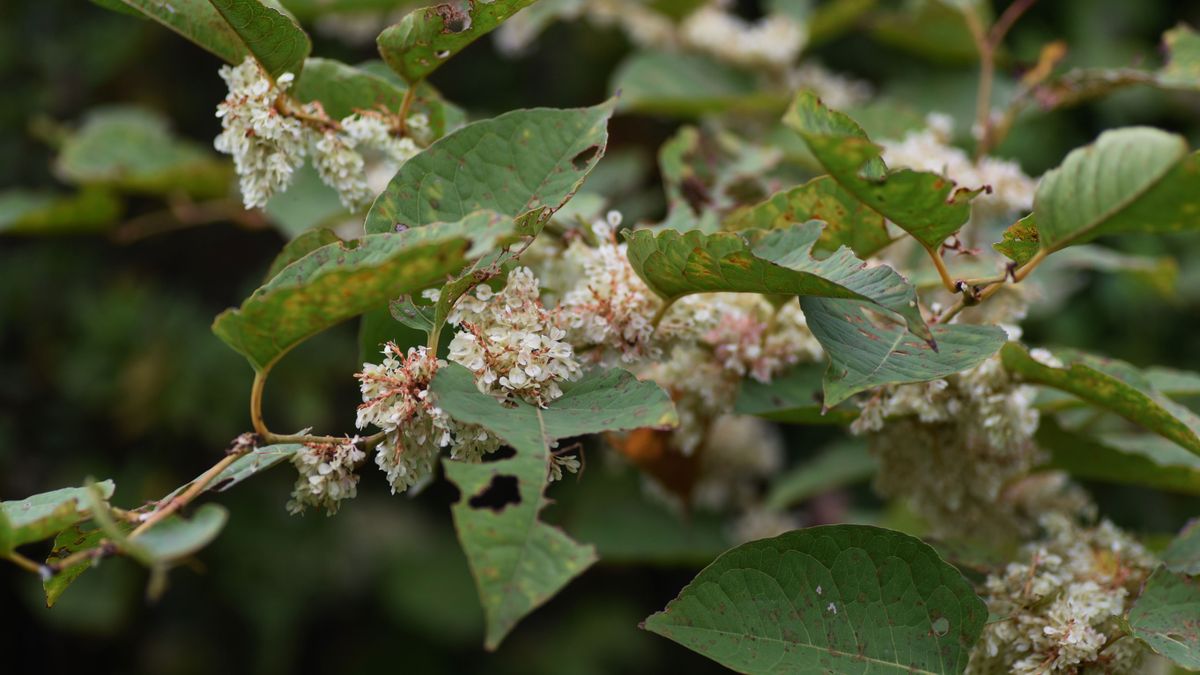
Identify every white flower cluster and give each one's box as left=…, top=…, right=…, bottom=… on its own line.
left=214, top=57, right=421, bottom=211
left=968, top=514, right=1157, bottom=674
left=555, top=215, right=672, bottom=365
left=681, top=4, right=807, bottom=69
left=880, top=113, right=1037, bottom=223
left=788, top=63, right=873, bottom=111
left=287, top=439, right=367, bottom=515
left=356, top=344, right=499, bottom=494
left=693, top=415, right=785, bottom=510
left=448, top=267, right=583, bottom=406
left=214, top=58, right=307, bottom=210
left=852, top=354, right=1045, bottom=538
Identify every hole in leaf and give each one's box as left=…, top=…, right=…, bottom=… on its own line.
left=932, top=617, right=950, bottom=636
left=481, top=446, right=515, bottom=462
left=571, top=145, right=600, bottom=171
left=468, top=474, right=521, bottom=512
left=435, top=3, right=471, bottom=32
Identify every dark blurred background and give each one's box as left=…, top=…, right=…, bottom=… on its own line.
left=3, top=1, right=1200, bottom=673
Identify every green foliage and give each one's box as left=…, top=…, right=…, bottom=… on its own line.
left=999, top=128, right=1200, bottom=263
left=724, top=175, right=893, bottom=258
left=0, top=188, right=123, bottom=235
left=625, top=223, right=930, bottom=341
left=1036, top=418, right=1200, bottom=495
left=764, top=439, right=876, bottom=510
left=1163, top=520, right=1200, bottom=575
left=365, top=100, right=615, bottom=234
left=734, top=363, right=860, bottom=424
left=431, top=364, right=677, bottom=649
left=1001, top=343, right=1200, bottom=456
left=378, top=0, right=537, bottom=83
left=0, top=481, right=116, bottom=554
left=784, top=90, right=980, bottom=249
left=291, top=57, right=456, bottom=134
left=56, top=106, right=231, bottom=198
left=643, top=525, right=987, bottom=674
left=610, top=51, right=782, bottom=116
left=213, top=212, right=516, bottom=371
left=802, top=297, right=1005, bottom=407
left=1128, top=566, right=1200, bottom=669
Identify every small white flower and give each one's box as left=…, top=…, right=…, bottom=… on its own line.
left=287, top=439, right=367, bottom=515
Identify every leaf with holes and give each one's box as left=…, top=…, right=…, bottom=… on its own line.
left=643, top=525, right=987, bottom=674
left=625, top=223, right=931, bottom=342
left=1128, top=566, right=1200, bottom=670
left=431, top=363, right=677, bottom=650
left=378, top=0, right=538, bottom=83
left=213, top=211, right=516, bottom=371
left=783, top=90, right=981, bottom=249
left=724, top=175, right=894, bottom=258
left=43, top=520, right=135, bottom=607
left=996, top=127, right=1200, bottom=264
left=1001, top=343, right=1200, bottom=456
left=0, top=481, right=116, bottom=554
left=365, top=100, right=615, bottom=235
left=802, top=297, right=1005, bottom=407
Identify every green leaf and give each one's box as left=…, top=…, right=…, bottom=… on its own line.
left=134, top=503, right=229, bottom=563
left=207, top=0, right=311, bottom=78
left=609, top=50, right=784, bottom=117
left=111, top=0, right=251, bottom=65
left=624, top=222, right=931, bottom=342
left=1000, top=343, right=1200, bottom=456
left=724, top=175, right=894, bottom=258
left=0, top=481, right=116, bottom=554
left=992, top=215, right=1040, bottom=266
left=1128, top=566, right=1200, bottom=670
left=869, top=0, right=982, bottom=64
left=56, top=106, right=230, bottom=198
left=264, top=228, right=341, bottom=281
left=365, top=100, right=616, bottom=234
left=1163, top=520, right=1200, bottom=575
left=431, top=363, right=677, bottom=650
left=734, top=363, right=861, bottom=425
left=1013, top=127, right=1200, bottom=259
left=43, top=520, right=135, bottom=607
left=765, top=439, right=877, bottom=510
left=802, top=297, right=1006, bottom=407
left=291, top=57, right=452, bottom=136
left=213, top=211, right=516, bottom=371
left=377, top=0, right=537, bottom=84
left=0, top=188, right=123, bottom=235
left=1036, top=418, right=1200, bottom=496
left=783, top=90, right=981, bottom=249
left=264, top=162, right=347, bottom=238
left=1159, top=23, right=1200, bottom=87
left=200, top=444, right=302, bottom=494
left=643, top=525, right=987, bottom=674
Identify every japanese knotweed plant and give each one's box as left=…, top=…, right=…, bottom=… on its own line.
left=6, top=1, right=1200, bottom=673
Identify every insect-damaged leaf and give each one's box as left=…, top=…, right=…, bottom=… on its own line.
left=365, top=100, right=615, bottom=234
left=625, top=222, right=932, bottom=343
left=1000, top=343, right=1200, bottom=457
left=783, top=90, right=981, bottom=249
left=643, top=525, right=987, bottom=675
left=995, top=127, right=1200, bottom=264
left=377, top=0, right=538, bottom=84
left=213, top=211, right=515, bottom=371
left=430, top=363, right=677, bottom=650
left=801, top=297, right=1006, bottom=408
